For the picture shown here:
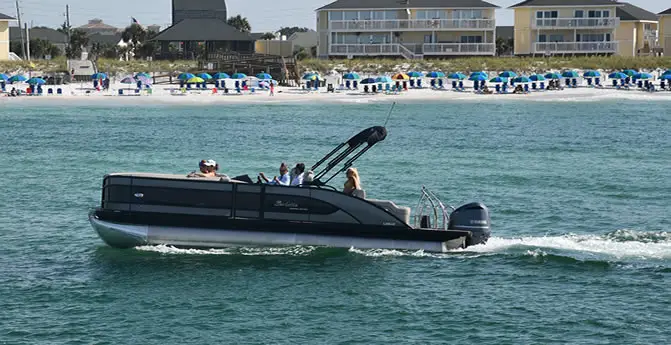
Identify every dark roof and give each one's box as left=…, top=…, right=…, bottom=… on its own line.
left=617, top=3, right=658, bottom=21
left=0, top=12, right=15, bottom=20
left=510, top=0, right=621, bottom=8
left=153, top=18, right=254, bottom=41
left=9, top=27, right=68, bottom=43
left=318, top=0, right=499, bottom=11
left=496, top=26, right=514, bottom=40
left=659, top=8, right=671, bottom=15
left=250, top=32, right=267, bottom=40
left=88, top=33, right=123, bottom=46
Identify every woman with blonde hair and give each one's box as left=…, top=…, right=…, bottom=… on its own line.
left=343, top=168, right=362, bottom=196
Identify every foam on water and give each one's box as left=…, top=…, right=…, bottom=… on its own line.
left=135, top=244, right=320, bottom=256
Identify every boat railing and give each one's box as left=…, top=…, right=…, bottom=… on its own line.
left=413, top=186, right=454, bottom=230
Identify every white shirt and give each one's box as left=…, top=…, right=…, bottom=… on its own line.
left=291, top=173, right=304, bottom=186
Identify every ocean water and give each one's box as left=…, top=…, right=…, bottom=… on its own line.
left=0, top=100, right=669, bottom=344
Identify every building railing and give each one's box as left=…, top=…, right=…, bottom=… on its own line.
left=423, top=43, right=495, bottom=54
left=534, top=41, right=618, bottom=53
left=329, top=18, right=495, bottom=31
left=644, top=30, right=658, bottom=41
left=330, top=44, right=400, bottom=55
left=532, top=17, right=619, bottom=29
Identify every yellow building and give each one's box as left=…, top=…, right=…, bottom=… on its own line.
left=614, top=3, right=659, bottom=56
left=316, top=0, right=499, bottom=59
left=0, top=13, right=16, bottom=61
left=660, top=8, right=671, bottom=56
left=511, top=0, right=621, bottom=56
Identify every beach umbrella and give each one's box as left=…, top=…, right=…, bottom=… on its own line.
left=0, top=73, right=9, bottom=82
left=186, top=77, right=205, bottom=84
left=120, top=76, right=137, bottom=84
left=426, top=71, right=445, bottom=79
left=343, top=72, right=360, bottom=80
left=608, top=72, right=627, bottom=79
left=212, top=72, right=230, bottom=79
left=135, top=72, right=150, bottom=79
left=197, top=73, right=213, bottom=80
left=136, top=75, right=152, bottom=85
left=529, top=74, right=546, bottom=81
left=513, top=76, right=531, bottom=83
left=392, top=73, right=409, bottom=80
left=91, top=72, right=107, bottom=80
left=8, top=75, right=27, bottom=84
left=360, top=78, right=376, bottom=84
left=470, top=71, right=487, bottom=78
left=468, top=74, right=487, bottom=82
left=544, top=72, right=561, bottom=79
left=231, top=73, right=247, bottom=79
left=489, top=77, right=507, bottom=83
left=622, top=69, right=637, bottom=77
left=302, top=73, right=320, bottom=81
left=661, top=74, right=671, bottom=81
left=583, top=70, right=601, bottom=78
left=407, top=71, right=423, bottom=78
left=562, top=70, right=579, bottom=78
left=375, top=76, right=393, bottom=83
left=256, top=72, right=272, bottom=80
left=662, top=70, right=671, bottom=76
left=178, top=73, right=195, bottom=81
left=447, top=72, right=466, bottom=80
left=633, top=73, right=652, bottom=80
left=27, top=77, right=46, bottom=85
left=499, top=71, right=517, bottom=78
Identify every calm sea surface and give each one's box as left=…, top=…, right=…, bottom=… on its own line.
left=0, top=100, right=669, bottom=344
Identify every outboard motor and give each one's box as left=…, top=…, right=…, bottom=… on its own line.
left=448, top=202, right=491, bottom=246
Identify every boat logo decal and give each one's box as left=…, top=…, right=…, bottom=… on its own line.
left=274, top=200, right=299, bottom=208
left=134, top=193, right=144, bottom=198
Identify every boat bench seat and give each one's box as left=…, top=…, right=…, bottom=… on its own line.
left=368, top=199, right=411, bottom=225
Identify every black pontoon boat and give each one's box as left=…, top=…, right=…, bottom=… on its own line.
left=89, top=126, right=491, bottom=252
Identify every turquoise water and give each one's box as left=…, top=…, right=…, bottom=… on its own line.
left=1, top=100, right=670, bottom=344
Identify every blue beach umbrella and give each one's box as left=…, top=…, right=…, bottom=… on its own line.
left=470, top=71, right=487, bottom=78
left=27, top=77, right=46, bottom=85
left=529, top=74, right=546, bottom=82
left=499, top=71, right=517, bottom=78
left=302, top=73, right=316, bottom=80
left=544, top=72, right=561, bottom=80
left=468, top=74, right=487, bottom=82
left=661, top=74, right=671, bottom=81
left=447, top=72, right=466, bottom=80
left=360, top=77, right=377, bottom=84
left=212, top=72, right=230, bottom=79
left=375, top=76, right=393, bottom=83
left=662, top=70, right=671, bottom=76
left=0, top=73, right=9, bottom=82
left=608, top=72, right=627, bottom=79
left=633, top=73, right=652, bottom=80
left=622, top=69, right=637, bottom=77
left=256, top=72, right=272, bottom=80
left=231, top=73, right=247, bottom=79
left=583, top=70, right=601, bottom=78
left=120, top=76, right=136, bottom=84
left=137, top=75, right=152, bottom=85
left=513, top=76, right=531, bottom=83
left=407, top=71, right=424, bottom=78
left=426, top=71, right=445, bottom=78
left=343, top=72, right=360, bottom=80
left=135, top=72, right=150, bottom=79
left=489, top=77, right=507, bottom=83
left=562, top=70, right=579, bottom=78
left=178, top=73, right=195, bottom=81
left=197, top=73, right=213, bottom=80
left=91, top=72, right=107, bottom=80
left=8, top=75, right=27, bottom=83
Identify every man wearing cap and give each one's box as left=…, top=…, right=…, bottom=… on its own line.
left=259, top=163, right=290, bottom=186
left=187, top=160, right=217, bottom=178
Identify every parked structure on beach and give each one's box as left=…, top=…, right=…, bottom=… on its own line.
left=316, top=0, right=499, bottom=59
left=0, top=13, right=15, bottom=60
left=615, top=3, right=659, bottom=56
left=660, top=8, right=671, bottom=55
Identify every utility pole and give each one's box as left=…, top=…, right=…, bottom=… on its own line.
left=16, top=0, right=25, bottom=59
left=66, top=4, right=71, bottom=54
left=25, top=23, right=31, bottom=61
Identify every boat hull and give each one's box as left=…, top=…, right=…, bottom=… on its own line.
left=89, top=212, right=467, bottom=253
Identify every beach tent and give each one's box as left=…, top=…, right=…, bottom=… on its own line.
left=392, top=73, right=409, bottom=80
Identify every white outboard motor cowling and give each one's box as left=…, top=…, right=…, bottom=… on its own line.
left=448, top=202, right=491, bottom=246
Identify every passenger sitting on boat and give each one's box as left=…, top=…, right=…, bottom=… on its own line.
left=343, top=167, right=361, bottom=195
left=259, top=162, right=290, bottom=186
left=187, top=159, right=217, bottom=178
left=290, top=163, right=306, bottom=186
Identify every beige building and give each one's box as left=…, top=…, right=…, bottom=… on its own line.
left=614, top=3, right=659, bottom=56
left=316, top=0, right=499, bottom=59
left=512, top=0, right=622, bottom=56
left=660, top=8, right=671, bottom=55
left=0, top=13, right=15, bottom=60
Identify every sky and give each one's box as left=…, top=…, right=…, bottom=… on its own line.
left=0, top=0, right=668, bottom=32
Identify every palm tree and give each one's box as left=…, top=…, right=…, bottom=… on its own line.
left=227, top=15, right=251, bottom=32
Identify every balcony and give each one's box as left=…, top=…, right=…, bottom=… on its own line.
left=644, top=30, right=658, bottom=41
left=329, top=43, right=495, bottom=57
left=534, top=41, right=618, bottom=54
left=329, top=18, right=495, bottom=31
left=424, top=43, right=495, bottom=55
left=532, top=17, right=619, bottom=29
left=330, top=44, right=400, bottom=55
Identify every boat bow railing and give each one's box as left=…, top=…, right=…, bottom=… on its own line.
left=413, top=186, right=454, bottom=230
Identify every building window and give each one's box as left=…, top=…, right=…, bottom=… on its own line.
left=587, top=10, right=609, bottom=18
left=460, top=35, right=482, bottom=44
left=578, top=33, right=607, bottom=42
left=329, top=11, right=343, bottom=21
left=549, top=34, right=564, bottom=42
left=538, top=34, right=547, bottom=42
left=454, top=10, right=483, bottom=19
left=344, top=11, right=357, bottom=20
left=385, top=11, right=398, bottom=19
left=575, top=10, right=584, bottom=18
left=536, top=11, right=558, bottom=18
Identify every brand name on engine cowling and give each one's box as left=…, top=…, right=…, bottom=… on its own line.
left=470, top=220, right=488, bottom=225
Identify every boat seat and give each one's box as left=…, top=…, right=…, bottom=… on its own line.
left=367, top=199, right=411, bottom=225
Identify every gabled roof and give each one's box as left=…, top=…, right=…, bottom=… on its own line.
left=617, top=2, right=658, bottom=21
left=659, top=8, right=671, bottom=15
left=152, top=18, right=254, bottom=41
left=9, top=27, right=68, bottom=43
left=510, top=0, right=621, bottom=8
left=88, top=33, right=123, bottom=46
left=0, top=12, right=15, bottom=20
left=317, top=0, right=499, bottom=11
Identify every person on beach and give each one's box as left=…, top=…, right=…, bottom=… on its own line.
left=269, top=82, right=275, bottom=96
left=343, top=168, right=362, bottom=196
left=259, top=163, right=290, bottom=186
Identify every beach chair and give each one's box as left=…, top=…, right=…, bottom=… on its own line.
left=565, top=79, right=571, bottom=87
left=430, top=79, right=436, bottom=89
left=118, top=89, right=123, bottom=95
left=502, top=84, right=508, bottom=93
left=37, top=87, right=43, bottom=95
left=612, top=80, right=618, bottom=88
left=353, top=81, right=358, bottom=89
left=595, top=78, right=601, bottom=87
left=524, top=84, right=529, bottom=93
left=571, top=79, right=577, bottom=88
left=251, top=88, right=255, bottom=94
left=495, top=84, right=501, bottom=93
left=458, top=81, right=464, bottom=91
left=235, top=87, right=241, bottom=94
left=661, top=81, right=666, bottom=90
left=385, top=84, right=391, bottom=92
left=473, top=82, right=479, bottom=92
left=409, top=79, right=415, bottom=88
left=438, top=79, right=444, bottom=89
left=480, top=80, right=486, bottom=90
left=540, top=82, right=545, bottom=90
left=135, top=89, right=140, bottom=94
left=345, top=80, right=351, bottom=89
left=587, top=78, right=593, bottom=86
left=402, top=81, right=408, bottom=91
left=363, top=85, right=369, bottom=93
left=451, top=81, right=457, bottom=89
left=373, top=85, right=378, bottom=93
left=637, top=80, right=643, bottom=89
left=531, top=83, right=537, bottom=90
left=57, top=88, right=62, bottom=95
left=48, top=88, right=53, bottom=95
left=417, top=79, right=422, bottom=88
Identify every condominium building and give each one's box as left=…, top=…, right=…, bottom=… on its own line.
left=660, top=8, right=671, bottom=55
left=316, top=0, right=499, bottom=59
left=511, top=0, right=621, bottom=56
left=0, top=13, right=15, bottom=60
left=614, top=3, right=659, bottom=56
